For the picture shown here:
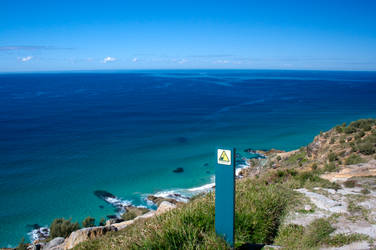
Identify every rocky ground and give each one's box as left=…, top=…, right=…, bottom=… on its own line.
left=288, top=174, right=376, bottom=249
left=244, top=119, right=376, bottom=249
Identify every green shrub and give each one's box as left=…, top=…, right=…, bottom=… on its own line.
left=328, top=152, right=337, bottom=162
left=344, top=126, right=356, bottom=134
left=345, top=154, right=365, bottom=165
left=99, top=218, right=106, bottom=226
left=354, top=133, right=362, bottom=140
left=304, top=218, right=335, bottom=247
left=274, top=224, right=305, bottom=249
left=122, top=211, right=137, bottom=221
left=268, top=169, right=297, bottom=184
left=344, top=180, right=356, bottom=188
left=276, top=155, right=281, bottom=161
left=358, top=142, right=375, bottom=155
left=15, top=237, right=28, bottom=250
left=366, top=134, right=376, bottom=143
left=324, top=162, right=338, bottom=172
left=327, top=233, right=369, bottom=247
left=359, top=131, right=365, bottom=138
left=330, top=137, right=335, bottom=144
left=311, top=163, right=318, bottom=171
left=49, top=218, right=80, bottom=239
left=286, top=151, right=307, bottom=165
left=335, top=125, right=343, bottom=133
left=82, top=216, right=95, bottom=228
left=361, top=188, right=371, bottom=195
left=121, top=207, right=149, bottom=221
left=275, top=219, right=336, bottom=249
left=295, top=172, right=321, bottom=185
left=348, top=119, right=375, bottom=131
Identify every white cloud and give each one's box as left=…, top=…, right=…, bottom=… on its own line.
left=21, top=56, right=33, bottom=62
left=178, top=59, right=187, bottom=64
left=215, top=59, right=229, bottom=64
left=132, top=57, right=138, bottom=62
left=103, top=56, right=116, bottom=63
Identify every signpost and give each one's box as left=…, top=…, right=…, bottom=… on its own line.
left=215, top=147, right=235, bottom=247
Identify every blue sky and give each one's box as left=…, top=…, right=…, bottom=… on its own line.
left=1, top=0, right=376, bottom=72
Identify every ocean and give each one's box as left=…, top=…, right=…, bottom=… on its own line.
left=0, top=70, right=375, bottom=246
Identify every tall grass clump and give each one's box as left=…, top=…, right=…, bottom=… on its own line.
left=275, top=218, right=368, bottom=249
left=235, top=179, right=293, bottom=246
left=75, top=179, right=294, bottom=249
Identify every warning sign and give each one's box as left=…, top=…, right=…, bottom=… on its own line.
left=217, top=149, right=232, bottom=165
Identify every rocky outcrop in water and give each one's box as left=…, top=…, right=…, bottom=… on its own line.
left=147, top=195, right=178, bottom=206
left=172, top=167, right=184, bottom=173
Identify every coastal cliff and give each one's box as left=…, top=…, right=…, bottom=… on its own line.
left=13, top=118, right=376, bottom=250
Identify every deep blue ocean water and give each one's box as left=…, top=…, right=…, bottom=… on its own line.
left=0, top=70, right=376, bottom=246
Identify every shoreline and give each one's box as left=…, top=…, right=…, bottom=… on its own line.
left=25, top=154, right=256, bottom=245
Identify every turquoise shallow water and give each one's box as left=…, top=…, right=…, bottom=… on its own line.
left=0, top=70, right=376, bottom=246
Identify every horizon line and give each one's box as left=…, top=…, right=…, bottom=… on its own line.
left=1, top=68, right=376, bottom=74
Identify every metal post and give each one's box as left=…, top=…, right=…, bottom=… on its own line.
left=215, top=147, right=235, bottom=247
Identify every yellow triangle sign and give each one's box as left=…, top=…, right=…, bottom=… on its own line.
left=219, top=151, right=230, bottom=162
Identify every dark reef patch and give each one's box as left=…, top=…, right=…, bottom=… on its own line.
left=94, top=190, right=116, bottom=200
left=27, top=224, right=41, bottom=230
left=173, top=167, right=184, bottom=173
left=175, top=137, right=188, bottom=144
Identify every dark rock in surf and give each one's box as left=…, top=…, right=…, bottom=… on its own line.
left=27, top=224, right=41, bottom=230
left=173, top=167, right=184, bottom=173
left=147, top=195, right=178, bottom=206
left=147, top=193, right=190, bottom=206
left=94, top=190, right=116, bottom=200
left=244, top=148, right=256, bottom=153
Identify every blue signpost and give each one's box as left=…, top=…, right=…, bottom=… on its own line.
left=215, top=148, right=235, bottom=247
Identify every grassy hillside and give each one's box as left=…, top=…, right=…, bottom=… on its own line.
left=73, top=119, right=376, bottom=249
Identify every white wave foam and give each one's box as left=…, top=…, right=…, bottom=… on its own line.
left=148, top=159, right=253, bottom=206
left=103, top=195, right=133, bottom=217
left=104, top=196, right=132, bottom=208
left=153, top=190, right=190, bottom=203
left=187, top=183, right=215, bottom=192
left=236, top=160, right=251, bottom=177
left=28, top=226, right=49, bottom=243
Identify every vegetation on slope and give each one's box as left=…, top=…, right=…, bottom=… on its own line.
left=75, top=178, right=295, bottom=249
left=70, top=118, right=376, bottom=249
